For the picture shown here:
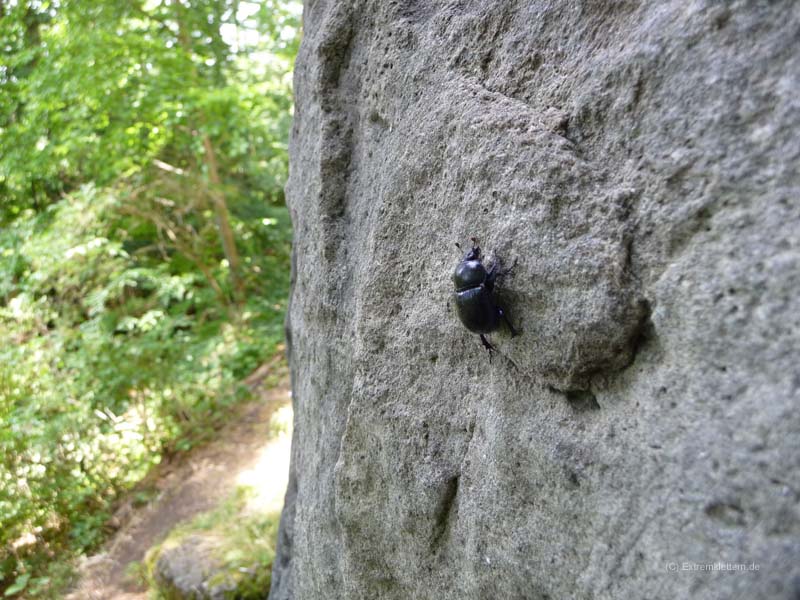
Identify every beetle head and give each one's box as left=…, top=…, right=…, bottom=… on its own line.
left=455, top=238, right=482, bottom=262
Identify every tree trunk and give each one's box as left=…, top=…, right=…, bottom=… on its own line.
left=202, top=134, right=244, bottom=303
left=173, top=0, right=244, bottom=304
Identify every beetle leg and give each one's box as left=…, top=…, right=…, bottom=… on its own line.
left=486, top=256, right=516, bottom=289
left=485, top=261, right=499, bottom=291
left=498, top=307, right=519, bottom=337
left=479, top=334, right=495, bottom=353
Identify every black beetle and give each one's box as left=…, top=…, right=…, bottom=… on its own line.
left=453, top=237, right=519, bottom=353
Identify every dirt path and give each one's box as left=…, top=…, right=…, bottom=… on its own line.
left=66, top=371, right=292, bottom=600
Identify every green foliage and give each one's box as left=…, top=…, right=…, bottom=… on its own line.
left=1, top=0, right=300, bottom=215
left=0, top=183, right=291, bottom=598
left=0, top=0, right=300, bottom=596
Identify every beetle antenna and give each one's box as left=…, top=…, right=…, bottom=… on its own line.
left=470, top=237, right=479, bottom=248
left=455, top=242, right=461, bottom=250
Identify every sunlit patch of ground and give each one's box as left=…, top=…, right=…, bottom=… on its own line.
left=237, top=402, right=293, bottom=515
left=66, top=378, right=293, bottom=600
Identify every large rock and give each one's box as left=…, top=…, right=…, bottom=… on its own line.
left=153, top=535, right=238, bottom=600
left=271, top=2, right=800, bottom=598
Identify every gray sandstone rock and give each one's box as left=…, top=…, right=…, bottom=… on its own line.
left=271, top=1, right=800, bottom=599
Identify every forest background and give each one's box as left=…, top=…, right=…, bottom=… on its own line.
left=0, top=0, right=300, bottom=596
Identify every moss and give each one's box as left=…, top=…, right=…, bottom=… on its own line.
left=145, top=486, right=281, bottom=599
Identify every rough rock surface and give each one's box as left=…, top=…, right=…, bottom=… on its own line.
left=271, top=2, right=800, bottom=599
left=154, top=535, right=241, bottom=599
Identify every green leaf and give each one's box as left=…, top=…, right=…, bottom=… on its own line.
left=4, top=573, right=31, bottom=596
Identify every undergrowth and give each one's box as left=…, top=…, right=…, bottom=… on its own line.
left=0, top=186, right=291, bottom=597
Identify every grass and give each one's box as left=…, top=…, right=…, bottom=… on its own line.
left=144, top=486, right=282, bottom=600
